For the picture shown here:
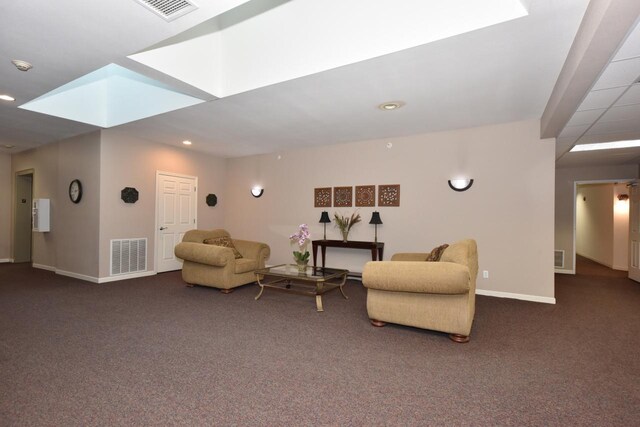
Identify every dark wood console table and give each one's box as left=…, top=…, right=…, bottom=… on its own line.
left=312, top=240, right=384, bottom=275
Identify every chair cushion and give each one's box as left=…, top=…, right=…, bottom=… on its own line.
left=234, top=258, right=258, bottom=274
left=426, top=244, right=449, bottom=261
left=203, top=236, right=243, bottom=259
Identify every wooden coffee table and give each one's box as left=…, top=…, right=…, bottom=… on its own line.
left=254, top=264, right=349, bottom=312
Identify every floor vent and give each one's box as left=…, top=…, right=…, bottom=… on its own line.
left=111, top=238, right=147, bottom=275
left=554, top=250, right=565, bottom=269
left=134, top=0, right=198, bottom=21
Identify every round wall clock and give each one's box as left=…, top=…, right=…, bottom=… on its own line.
left=69, top=179, right=82, bottom=204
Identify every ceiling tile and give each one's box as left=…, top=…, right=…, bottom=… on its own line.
left=599, top=103, right=640, bottom=123
left=614, top=83, right=640, bottom=106
left=585, top=118, right=640, bottom=135
left=614, top=21, right=640, bottom=61
left=578, top=87, right=626, bottom=110
left=559, top=124, right=590, bottom=138
left=592, top=57, right=640, bottom=90
left=566, top=109, right=605, bottom=126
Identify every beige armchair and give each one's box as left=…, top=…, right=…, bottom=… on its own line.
left=174, top=229, right=270, bottom=293
left=362, top=239, right=478, bottom=342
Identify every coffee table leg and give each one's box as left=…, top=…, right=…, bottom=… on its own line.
left=255, top=276, right=265, bottom=300
left=316, top=295, right=324, bottom=312
left=338, top=274, right=348, bottom=300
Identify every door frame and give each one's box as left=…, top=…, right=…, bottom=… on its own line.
left=571, top=178, right=633, bottom=275
left=154, top=170, right=198, bottom=273
left=13, top=169, right=34, bottom=263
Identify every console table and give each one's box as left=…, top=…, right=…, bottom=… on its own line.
left=312, top=240, right=384, bottom=275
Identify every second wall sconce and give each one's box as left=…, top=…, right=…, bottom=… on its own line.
left=448, top=178, right=474, bottom=192
left=251, top=186, right=264, bottom=198
left=618, top=194, right=629, bottom=201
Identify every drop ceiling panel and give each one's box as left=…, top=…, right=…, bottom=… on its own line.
left=615, top=84, right=640, bottom=106
left=566, top=109, right=606, bottom=126
left=577, top=87, right=626, bottom=110
left=559, top=124, right=590, bottom=138
left=599, top=103, right=640, bottom=122
left=586, top=118, right=640, bottom=135
left=592, top=57, right=640, bottom=90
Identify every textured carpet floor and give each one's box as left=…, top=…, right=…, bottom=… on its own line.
left=1, top=260, right=639, bottom=426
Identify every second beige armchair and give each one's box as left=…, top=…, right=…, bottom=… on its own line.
left=174, top=229, right=270, bottom=293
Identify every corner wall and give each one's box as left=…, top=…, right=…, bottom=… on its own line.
left=225, top=119, right=556, bottom=301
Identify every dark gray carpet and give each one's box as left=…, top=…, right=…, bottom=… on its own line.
left=1, top=260, right=639, bottom=426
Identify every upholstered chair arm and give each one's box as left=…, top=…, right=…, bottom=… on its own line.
left=391, top=253, right=430, bottom=261
left=174, top=242, right=235, bottom=267
left=232, top=240, right=271, bottom=262
left=363, top=261, right=470, bottom=294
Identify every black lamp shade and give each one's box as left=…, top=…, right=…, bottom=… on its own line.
left=369, top=211, right=383, bottom=225
left=319, top=211, right=331, bottom=223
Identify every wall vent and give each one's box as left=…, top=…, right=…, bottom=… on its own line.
left=554, top=250, right=565, bottom=269
left=134, top=0, right=198, bottom=21
left=111, top=239, right=147, bottom=276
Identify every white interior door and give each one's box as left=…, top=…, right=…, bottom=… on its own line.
left=628, top=182, right=640, bottom=282
left=156, top=172, right=197, bottom=273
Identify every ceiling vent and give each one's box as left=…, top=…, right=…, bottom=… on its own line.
left=134, top=0, right=198, bottom=21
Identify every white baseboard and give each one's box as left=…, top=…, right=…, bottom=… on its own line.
left=56, top=269, right=100, bottom=283
left=554, top=268, right=575, bottom=275
left=0, top=258, right=12, bottom=263
left=98, top=271, right=156, bottom=283
left=32, top=263, right=56, bottom=272
left=476, top=288, right=556, bottom=304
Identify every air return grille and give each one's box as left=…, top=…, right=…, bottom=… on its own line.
left=554, top=250, right=565, bottom=269
left=134, top=0, right=198, bottom=21
left=111, top=239, right=147, bottom=275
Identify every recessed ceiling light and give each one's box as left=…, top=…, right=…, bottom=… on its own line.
left=11, top=59, right=33, bottom=72
left=182, top=140, right=192, bottom=145
left=570, top=140, right=640, bottom=152
left=378, top=101, right=405, bottom=111
left=0, top=94, right=15, bottom=101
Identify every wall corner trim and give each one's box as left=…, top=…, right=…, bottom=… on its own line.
left=554, top=268, right=575, bottom=275
left=32, top=263, right=56, bottom=271
left=476, top=289, right=556, bottom=304
left=56, top=269, right=100, bottom=283
left=97, top=271, right=156, bottom=283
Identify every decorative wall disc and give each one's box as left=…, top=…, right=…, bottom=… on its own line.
left=121, top=187, right=139, bottom=204
left=206, top=193, right=218, bottom=206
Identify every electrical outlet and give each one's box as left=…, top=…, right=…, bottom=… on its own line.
left=482, top=270, right=489, bottom=279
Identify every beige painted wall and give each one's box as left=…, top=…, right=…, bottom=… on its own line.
left=576, top=184, right=613, bottom=266
left=0, top=152, right=12, bottom=260
left=613, top=183, right=629, bottom=271
left=12, top=143, right=60, bottom=268
left=555, top=164, right=638, bottom=272
left=99, top=130, right=227, bottom=278
left=225, top=119, right=556, bottom=300
left=56, top=133, right=101, bottom=277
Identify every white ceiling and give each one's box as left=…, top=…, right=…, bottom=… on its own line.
left=3, top=0, right=634, bottom=166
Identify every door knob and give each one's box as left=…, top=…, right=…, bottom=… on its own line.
left=159, top=226, right=167, bottom=230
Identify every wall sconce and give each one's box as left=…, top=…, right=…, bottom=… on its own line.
left=369, top=211, right=383, bottom=242
left=251, top=186, right=264, bottom=198
left=448, top=178, right=474, bottom=192
left=618, top=194, right=629, bottom=201
left=319, top=211, right=331, bottom=240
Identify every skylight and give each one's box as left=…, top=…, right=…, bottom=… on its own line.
left=570, top=140, right=640, bottom=152
left=20, top=64, right=204, bottom=128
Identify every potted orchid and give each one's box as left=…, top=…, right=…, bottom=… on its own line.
left=289, top=223, right=311, bottom=272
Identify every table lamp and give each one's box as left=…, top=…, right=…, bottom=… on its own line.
left=319, top=211, right=331, bottom=240
left=369, top=211, right=383, bottom=243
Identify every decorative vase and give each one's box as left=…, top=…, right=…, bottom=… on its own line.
left=341, top=230, right=349, bottom=242
left=296, top=259, right=309, bottom=273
